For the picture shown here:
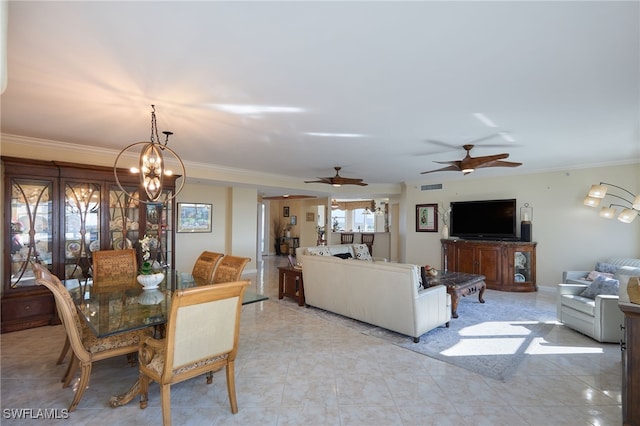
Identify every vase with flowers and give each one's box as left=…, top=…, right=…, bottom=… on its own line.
left=137, top=234, right=164, bottom=289
left=438, top=203, right=452, bottom=239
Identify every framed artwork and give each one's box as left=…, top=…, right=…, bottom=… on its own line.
left=283, top=206, right=290, bottom=217
left=177, top=203, right=212, bottom=233
left=306, top=212, right=315, bottom=222
left=290, top=215, right=297, bottom=225
left=416, top=204, right=438, bottom=232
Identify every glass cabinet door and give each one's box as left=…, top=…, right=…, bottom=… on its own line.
left=514, top=250, right=532, bottom=283
left=109, top=186, right=140, bottom=251
left=64, top=182, right=100, bottom=281
left=9, top=179, right=53, bottom=287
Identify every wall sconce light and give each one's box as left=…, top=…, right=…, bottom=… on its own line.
left=584, top=182, right=639, bottom=223
left=114, top=105, right=185, bottom=203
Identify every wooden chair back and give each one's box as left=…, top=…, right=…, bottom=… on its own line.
left=191, top=251, right=223, bottom=285
left=340, top=233, right=354, bottom=244
left=212, top=255, right=250, bottom=284
left=92, top=249, right=138, bottom=292
left=361, top=233, right=375, bottom=256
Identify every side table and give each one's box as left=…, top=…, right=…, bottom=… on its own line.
left=278, top=266, right=305, bottom=306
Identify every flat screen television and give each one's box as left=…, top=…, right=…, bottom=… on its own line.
left=449, top=198, right=517, bottom=240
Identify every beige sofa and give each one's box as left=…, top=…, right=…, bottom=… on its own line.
left=298, top=250, right=451, bottom=342
left=557, top=257, right=640, bottom=343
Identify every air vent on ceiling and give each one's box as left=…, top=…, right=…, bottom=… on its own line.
left=420, top=183, right=443, bottom=191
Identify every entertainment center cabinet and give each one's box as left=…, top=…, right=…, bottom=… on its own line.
left=441, top=239, right=537, bottom=292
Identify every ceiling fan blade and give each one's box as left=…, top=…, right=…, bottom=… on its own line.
left=476, top=160, right=522, bottom=169
left=464, top=153, right=509, bottom=170
left=420, top=165, right=461, bottom=174
left=304, top=178, right=332, bottom=184
left=433, top=160, right=463, bottom=166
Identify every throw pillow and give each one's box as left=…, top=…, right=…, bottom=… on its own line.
left=420, top=266, right=429, bottom=289
left=333, top=252, right=353, bottom=260
left=580, top=275, right=620, bottom=299
left=307, top=247, right=331, bottom=256
left=353, top=244, right=373, bottom=261
left=595, top=262, right=620, bottom=274
left=587, top=270, right=615, bottom=281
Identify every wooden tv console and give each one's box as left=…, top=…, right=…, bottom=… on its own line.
left=441, top=239, right=537, bottom=292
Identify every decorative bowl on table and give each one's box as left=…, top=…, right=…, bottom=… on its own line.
left=137, top=272, right=165, bottom=290
left=138, top=289, right=165, bottom=305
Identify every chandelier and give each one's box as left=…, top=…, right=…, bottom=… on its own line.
left=114, top=105, right=185, bottom=203
left=583, top=182, right=640, bottom=223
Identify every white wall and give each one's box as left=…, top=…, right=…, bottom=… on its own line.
left=174, top=183, right=258, bottom=275
left=403, top=163, right=640, bottom=289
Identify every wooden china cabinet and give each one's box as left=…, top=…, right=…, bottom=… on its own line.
left=441, top=239, right=537, bottom=292
left=1, top=157, right=176, bottom=333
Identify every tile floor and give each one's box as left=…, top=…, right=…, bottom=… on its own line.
left=1, top=256, right=623, bottom=425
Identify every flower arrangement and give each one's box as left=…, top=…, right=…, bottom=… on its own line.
left=138, top=234, right=156, bottom=275
left=438, top=203, right=452, bottom=226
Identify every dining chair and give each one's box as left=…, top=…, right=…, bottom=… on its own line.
left=138, top=280, right=249, bottom=426
left=340, top=233, right=354, bottom=244
left=56, top=248, right=138, bottom=366
left=32, top=263, right=152, bottom=412
left=212, top=255, right=251, bottom=284
left=191, top=251, right=224, bottom=285
left=92, top=248, right=138, bottom=291
left=361, top=233, right=375, bottom=256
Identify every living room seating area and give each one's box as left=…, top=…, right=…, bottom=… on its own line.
left=0, top=255, right=624, bottom=425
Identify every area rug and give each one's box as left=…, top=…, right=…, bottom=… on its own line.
left=362, top=291, right=559, bottom=381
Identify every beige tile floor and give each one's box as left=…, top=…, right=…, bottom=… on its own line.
left=1, top=256, right=622, bottom=425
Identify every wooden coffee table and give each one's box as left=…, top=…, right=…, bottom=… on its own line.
left=427, top=271, right=486, bottom=318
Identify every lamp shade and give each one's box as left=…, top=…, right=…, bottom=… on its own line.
left=588, top=184, right=608, bottom=198
left=633, top=195, right=640, bottom=210
left=583, top=196, right=600, bottom=207
left=618, top=208, right=637, bottom=223
left=599, top=207, right=616, bottom=219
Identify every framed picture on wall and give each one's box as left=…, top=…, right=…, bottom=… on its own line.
left=283, top=206, right=290, bottom=217
left=290, top=215, right=297, bottom=225
left=306, top=212, right=315, bottom=222
left=177, top=203, right=212, bottom=233
left=416, top=204, right=438, bottom=232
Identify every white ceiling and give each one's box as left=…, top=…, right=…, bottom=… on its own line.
left=1, top=1, right=639, bottom=198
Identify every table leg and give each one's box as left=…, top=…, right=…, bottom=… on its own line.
left=450, top=293, right=460, bottom=319
left=109, top=378, right=140, bottom=408
left=278, top=271, right=285, bottom=300
left=478, top=281, right=486, bottom=304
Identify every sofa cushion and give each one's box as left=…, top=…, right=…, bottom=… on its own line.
left=587, top=270, right=614, bottom=281
left=595, top=262, right=620, bottom=274
left=328, top=245, right=354, bottom=257
left=580, top=275, right=620, bottom=299
left=307, top=246, right=331, bottom=256
left=561, top=294, right=596, bottom=316
left=353, top=244, right=373, bottom=261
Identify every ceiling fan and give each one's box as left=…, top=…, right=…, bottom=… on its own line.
left=262, top=195, right=317, bottom=201
left=305, top=166, right=368, bottom=187
left=420, top=144, right=522, bottom=175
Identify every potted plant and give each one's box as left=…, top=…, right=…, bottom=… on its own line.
left=272, top=219, right=285, bottom=255
left=136, top=235, right=164, bottom=289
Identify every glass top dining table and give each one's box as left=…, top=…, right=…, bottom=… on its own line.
left=66, top=270, right=267, bottom=338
